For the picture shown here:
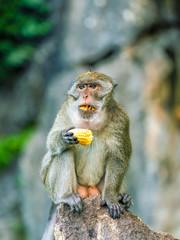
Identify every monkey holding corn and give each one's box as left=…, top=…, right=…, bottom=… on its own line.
left=40, top=71, right=132, bottom=240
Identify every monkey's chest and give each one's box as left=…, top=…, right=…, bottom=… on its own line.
left=74, top=139, right=106, bottom=186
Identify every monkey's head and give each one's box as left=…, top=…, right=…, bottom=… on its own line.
left=67, top=71, right=116, bottom=127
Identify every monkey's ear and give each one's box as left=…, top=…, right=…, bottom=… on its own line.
left=111, top=78, right=118, bottom=89
left=113, top=83, right=118, bottom=88
left=68, top=82, right=79, bottom=99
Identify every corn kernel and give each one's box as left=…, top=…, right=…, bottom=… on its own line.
left=68, top=128, right=93, bottom=145
left=79, top=105, right=95, bottom=111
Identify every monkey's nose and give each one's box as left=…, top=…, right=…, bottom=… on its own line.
left=83, top=95, right=88, bottom=99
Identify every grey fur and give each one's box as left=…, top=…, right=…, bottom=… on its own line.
left=40, top=72, right=132, bottom=238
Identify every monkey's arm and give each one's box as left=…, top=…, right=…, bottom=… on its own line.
left=46, top=110, right=78, bottom=156
left=40, top=110, right=78, bottom=203
left=40, top=110, right=73, bottom=180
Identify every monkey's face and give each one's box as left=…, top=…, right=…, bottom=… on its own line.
left=69, top=80, right=110, bottom=118
left=67, top=72, right=115, bottom=128
left=77, top=82, right=100, bottom=115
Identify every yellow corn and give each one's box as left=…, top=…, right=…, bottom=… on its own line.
left=68, top=128, right=93, bottom=145
left=80, top=106, right=86, bottom=110
left=79, top=105, right=95, bottom=111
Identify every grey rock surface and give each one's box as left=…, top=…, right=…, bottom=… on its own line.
left=54, top=194, right=176, bottom=240
left=62, top=0, right=158, bottom=64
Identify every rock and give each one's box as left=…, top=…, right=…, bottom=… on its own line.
left=54, top=194, right=176, bottom=240
left=62, top=0, right=158, bottom=64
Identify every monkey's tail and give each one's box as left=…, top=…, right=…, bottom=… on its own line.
left=42, top=205, right=57, bottom=240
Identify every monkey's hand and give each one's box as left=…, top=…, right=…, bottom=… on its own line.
left=101, top=195, right=124, bottom=219
left=118, top=193, right=132, bottom=210
left=62, top=127, right=79, bottom=145
left=60, top=193, right=84, bottom=213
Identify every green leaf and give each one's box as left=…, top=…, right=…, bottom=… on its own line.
left=0, top=127, right=34, bottom=170
left=0, top=0, right=52, bottom=82
left=21, top=20, right=52, bottom=37
left=5, top=45, right=34, bottom=66
left=0, top=40, right=13, bottom=52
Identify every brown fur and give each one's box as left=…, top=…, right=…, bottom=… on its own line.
left=76, top=71, right=112, bottom=83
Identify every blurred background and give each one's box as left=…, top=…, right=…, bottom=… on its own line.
left=0, top=0, right=180, bottom=239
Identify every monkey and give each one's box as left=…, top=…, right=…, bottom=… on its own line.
left=40, top=71, right=132, bottom=239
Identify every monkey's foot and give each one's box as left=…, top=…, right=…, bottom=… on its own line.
left=61, top=193, right=84, bottom=213
left=118, top=193, right=132, bottom=209
left=101, top=199, right=124, bottom=219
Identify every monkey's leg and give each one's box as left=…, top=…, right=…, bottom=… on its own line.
left=43, top=149, right=83, bottom=212
left=118, top=193, right=132, bottom=209
left=101, top=156, right=126, bottom=219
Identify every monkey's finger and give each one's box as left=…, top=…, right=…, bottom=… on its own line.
left=119, top=205, right=124, bottom=214
left=71, top=137, right=78, bottom=141
left=112, top=205, right=118, bottom=219
left=122, top=194, right=131, bottom=204
left=66, top=136, right=78, bottom=141
left=74, top=193, right=83, bottom=205
left=63, top=139, right=71, bottom=144
left=65, top=140, right=79, bottom=145
left=116, top=206, right=121, bottom=219
left=66, top=126, right=75, bottom=132
left=109, top=205, right=114, bottom=218
left=125, top=201, right=131, bottom=209
left=71, top=193, right=83, bottom=213
left=68, top=139, right=79, bottom=144
left=73, top=200, right=83, bottom=213
left=69, top=194, right=78, bottom=212
left=77, top=196, right=84, bottom=213
left=70, top=204, right=75, bottom=212
left=77, top=202, right=84, bottom=213
left=64, top=132, right=74, bottom=137
left=77, top=202, right=83, bottom=213
left=64, top=137, right=79, bottom=144
left=70, top=140, right=79, bottom=145
left=72, top=203, right=79, bottom=213
left=118, top=194, right=123, bottom=202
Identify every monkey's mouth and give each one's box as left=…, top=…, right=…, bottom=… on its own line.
left=79, top=105, right=96, bottom=112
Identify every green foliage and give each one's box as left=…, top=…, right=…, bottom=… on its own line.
left=0, top=0, right=52, bottom=83
left=10, top=219, right=27, bottom=240
left=0, top=127, right=34, bottom=170
left=5, top=45, right=34, bottom=66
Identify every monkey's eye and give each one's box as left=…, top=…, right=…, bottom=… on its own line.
left=88, top=84, right=97, bottom=89
left=78, top=84, right=85, bottom=89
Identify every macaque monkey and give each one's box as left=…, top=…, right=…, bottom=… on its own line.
left=40, top=71, right=132, bottom=239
